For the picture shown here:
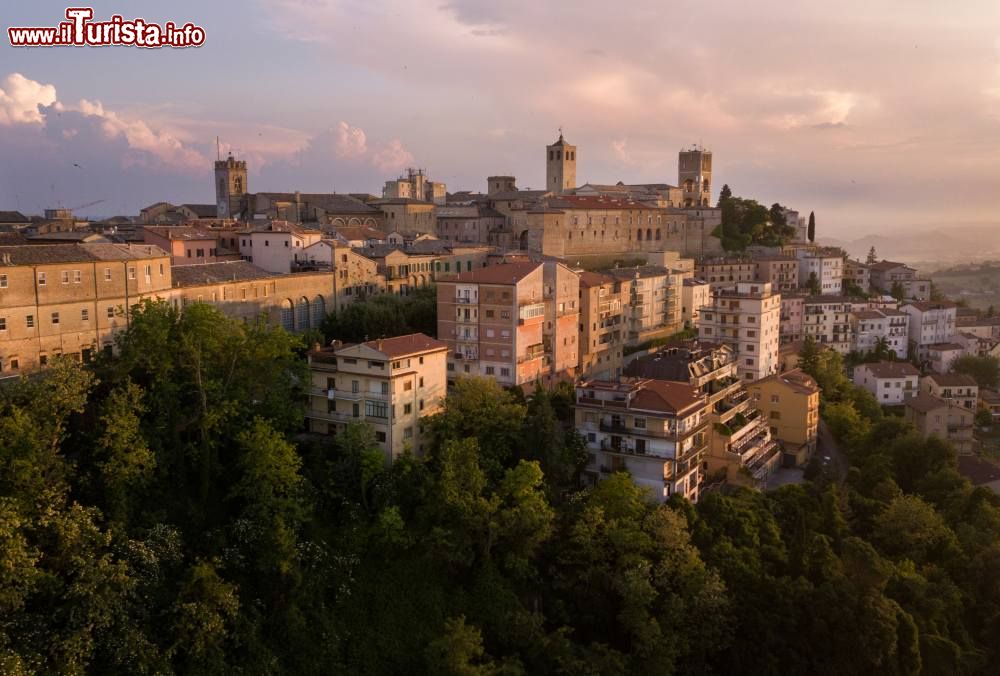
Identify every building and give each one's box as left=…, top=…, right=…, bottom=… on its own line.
left=305, top=334, right=448, bottom=463
left=237, top=222, right=323, bottom=273
left=364, top=245, right=437, bottom=296
left=843, top=259, right=871, bottom=293
left=900, top=301, right=957, bottom=360
left=169, top=261, right=334, bottom=332
left=802, top=296, right=853, bottom=354
left=748, top=369, right=820, bottom=468
left=850, top=308, right=909, bottom=359
left=0, top=211, right=31, bottom=231
left=382, top=168, right=446, bottom=205
left=979, top=389, right=1000, bottom=421
left=0, top=243, right=172, bottom=374
left=436, top=261, right=579, bottom=386
left=214, top=154, right=248, bottom=219
left=681, top=278, right=711, bottom=328
left=575, top=378, right=709, bottom=502
left=607, top=266, right=683, bottom=346
left=248, top=192, right=384, bottom=229
left=852, top=361, right=920, bottom=405
left=678, top=146, right=712, bottom=207
left=625, top=341, right=780, bottom=487
left=696, top=258, right=756, bottom=291
left=779, top=293, right=806, bottom=344
left=372, top=198, right=436, bottom=236
left=869, top=261, right=931, bottom=300
left=697, top=282, right=781, bottom=381
left=921, top=373, right=979, bottom=411
left=926, top=342, right=967, bottom=374
left=754, top=256, right=800, bottom=291
left=142, top=226, right=241, bottom=265
left=578, top=272, right=625, bottom=380
left=546, top=132, right=577, bottom=194
left=435, top=204, right=506, bottom=244
left=904, top=393, right=976, bottom=453
left=298, top=241, right=386, bottom=313
left=796, top=248, right=843, bottom=295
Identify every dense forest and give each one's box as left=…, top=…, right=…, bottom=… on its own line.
left=3, top=301, right=1000, bottom=674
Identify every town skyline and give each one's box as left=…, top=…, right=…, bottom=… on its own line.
left=5, top=0, right=1000, bottom=239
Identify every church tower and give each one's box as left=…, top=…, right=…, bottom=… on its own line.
left=546, top=132, right=576, bottom=194
left=215, top=153, right=247, bottom=219
left=678, top=146, right=712, bottom=207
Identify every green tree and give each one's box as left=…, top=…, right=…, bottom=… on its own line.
left=717, top=183, right=732, bottom=207
left=807, top=272, right=821, bottom=295
left=952, top=354, right=1000, bottom=388
left=867, top=246, right=877, bottom=265
left=890, top=281, right=907, bottom=302
left=807, top=211, right=816, bottom=242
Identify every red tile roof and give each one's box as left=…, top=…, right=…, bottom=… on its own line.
left=447, top=261, right=541, bottom=285
left=363, top=333, right=448, bottom=358
left=630, top=379, right=705, bottom=415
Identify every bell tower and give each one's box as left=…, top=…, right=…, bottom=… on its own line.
left=546, top=131, right=576, bottom=194
left=215, top=153, right=247, bottom=219
left=678, top=146, right=712, bottom=207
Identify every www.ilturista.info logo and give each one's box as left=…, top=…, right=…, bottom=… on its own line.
left=8, top=8, right=205, bottom=48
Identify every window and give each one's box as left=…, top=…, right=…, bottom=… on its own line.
left=128, top=267, right=136, bottom=280
left=37, top=272, right=46, bottom=286
left=39, top=355, right=47, bottom=366
left=633, top=417, right=646, bottom=429
left=61, top=271, right=69, bottom=284
left=770, top=394, right=780, bottom=403
left=352, top=380, right=360, bottom=393
left=26, top=315, right=34, bottom=328
left=0, top=317, right=5, bottom=331
left=404, top=381, right=412, bottom=391
left=485, top=310, right=495, bottom=319
left=375, top=431, right=387, bottom=442
left=404, top=403, right=412, bottom=415
left=769, top=411, right=781, bottom=420
left=0, top=274, right=5, bottom=288
left=81, top=309, right=89, bottom=321
left=104, top=268, right=111, bottom=281
left=107, top=307, right=115, bottom=318
left=74, top=270, right=81, bottom=284
left=404, top=427, right=413, bottom=439
left=365, top=401, right=388, bottom=418
left=51, top=312, right=59, bottom=325
left=353, top=403, right=360, bottom=418
left=500, top=367, right=510, bottom=377
left=419, top=377, right=424, bottom=388
left=485, top=366, right=495, bottom=375
left=9, top=358, right=18, bottom=370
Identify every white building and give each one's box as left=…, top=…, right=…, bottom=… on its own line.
left=697, top=281, right=781, bottom=381
left=238, top=222, right=323, bottom=273
left=796, top=248, right=843, bottom=295
left=850, top=308, right=909, bottom=359
left=802, top=296, right=853, bottom=354
left=852, top=361, right=920, bottom=405
left=681, top=278, right=711, bottom=328
left=900, top=301, right=958, bottom=360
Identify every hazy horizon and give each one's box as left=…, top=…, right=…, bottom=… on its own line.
left=4, top=0, right=1000, bottom=243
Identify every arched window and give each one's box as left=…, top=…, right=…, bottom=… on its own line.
left=310, top=295, right=325, bottom=328
left=295, top=297, right=309, bottom=330
left=636, top=229, right=643, bottom=241
left=234, top=176, right=243, bottom=193
left=281, top=299, right=294, bottom=331
left=646, top=228, right=652, bottom=241
left=656, top=229, right=662, bottom=240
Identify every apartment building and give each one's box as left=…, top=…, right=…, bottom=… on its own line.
left=850, top=308, right=909, bottom=359
left=305, top=333, right=448, bottom=463
left=796, top=248, right=843, bottom=295
left=607, top=265, right=683, bottom=346
left=779, top=293, right=806, bottom=344
left=364, top=246, right=436, bottom=296
left=869, top=261, right=931, bottom=300
left=578, top=271, right=625, bottom=380
left=904, top=393, right=975, bottom=453
left=843, top=259, right=871, bottom=293
left=696, top=257, right=756, bottom=291
left=900, top=301, right=957, bottom=360
left=921, top=373, right=978, bottom=410
left=0, top=243, right=172, bottom=375
left=437, top=261, right=579, bottom=386
left=625, top=341, right=780, bottom=487
left=754, top=256, right=800, bottom=291
left=749, top=369, right=820, bottom=468
left=681, top=278, right=711, bottom=328
left=575, top=378, right=709, bottom=502
left=238, top=222, right=323, bottom=273
left=802, top=296, right=852, bottom=354
left=697, top=281, right=781, bottom=381
left=852, top=361, right=920, bottom=405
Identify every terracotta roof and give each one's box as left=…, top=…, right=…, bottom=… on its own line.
left=171, top=261, right=278, bottom=286
left=923, top=373, right=978, bottom=388
left=447, top=261, right=541, bottom=285
left=905, top=392, right=950, bottom=414
left=853, top=310, right=886, bottom=320
left=630, top=379, right=705, bottom=416
left=928, top=342, right=965, bottom=351
left=363, top=333, right=447, bottom=358
left=27, top=232, right=109, bottom=243
left=869, top=260, right=911, bottom=272
left=579, top=271, right=614, bottom=288
left=0, top=232, right=27, bottom=245
left=858, top=361, right=920, bottom=379
left=0, top=243, right=167, bottom=265
left=489, top=189, right=550, bottom=201
left=755, top=369, right=820, bottom=395
left=144, top=225, right=218, bottom=241
left=335, top=225, right=386, bottom=241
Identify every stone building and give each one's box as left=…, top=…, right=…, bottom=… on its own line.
left=678, top=146, right=713, bottom=207
left=546, top=133, right=577, bottom=194
left=383, top=168, right=446, bottom=205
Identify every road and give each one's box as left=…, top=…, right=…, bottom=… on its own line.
left=817, top=419, right=848, bottom=482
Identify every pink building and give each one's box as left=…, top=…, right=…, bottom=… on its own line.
left=142, top=226, right=241, bottom=265
left=437, top=261, right=580, bottom=386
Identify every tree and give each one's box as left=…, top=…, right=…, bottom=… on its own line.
left=807, top=271, right=821, bottom=295
left=952, top=354, right=1000, bottom=388
left=798, top=336, right=821, bottom=376
left=890, top=281, right=906, bottom=302
left=717, top=183, right=732, bottom=207
left=872, top=336, right=894, bottom=362
left=866, top=246, right=877, bottom=265
left=807, top=211, right=816, bottom=242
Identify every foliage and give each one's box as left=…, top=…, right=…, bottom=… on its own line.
left=4, top=299, right=1000, bottom=674
left=715, top=192, right=797, bottom=251
left=321, top=284, right=437, bottom=342
left=952, top=354, right=1000, bottom=389
left=808, top=211, right=816, bottom=242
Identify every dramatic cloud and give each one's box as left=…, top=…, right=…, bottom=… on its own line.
left=0, top=73, right=57, bottom=125
left=335, top=121, right=367, bottom=159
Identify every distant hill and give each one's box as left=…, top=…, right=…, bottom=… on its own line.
left=820, top=223, right=1000, bottom=272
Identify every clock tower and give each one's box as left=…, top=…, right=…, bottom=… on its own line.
left=214, top=153, right=247, bottom=219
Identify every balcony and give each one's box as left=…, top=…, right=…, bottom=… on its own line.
left=455, top=296, right=474, bottom=304
left=305, top=409, right=387, bottom=425
left=311, top=386, right=388, bottom=401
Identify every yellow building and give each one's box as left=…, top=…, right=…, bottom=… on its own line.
left=749, top=369, right=820, bottom=468
left=305, top=333, right=448, bottom=463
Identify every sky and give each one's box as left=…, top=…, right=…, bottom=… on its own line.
left=3, top=0, right=1000, bottom=238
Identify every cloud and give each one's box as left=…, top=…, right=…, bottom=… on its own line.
left=372, top=139, right=414, bottom=173
left=335, top=121, right=368, bottom=159
left=611, top=138, right=630, bottom=164
left=0, top=73, right=57, bottom=125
